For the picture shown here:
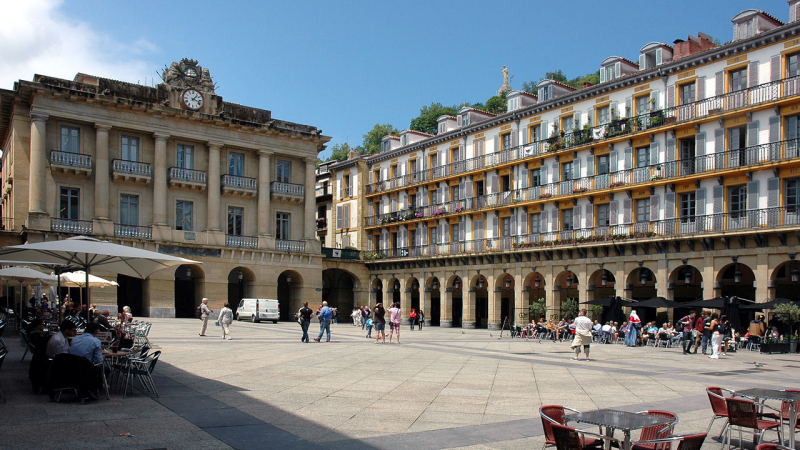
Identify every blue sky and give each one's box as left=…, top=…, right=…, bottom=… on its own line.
left=3, top=1, right=788, bottom=159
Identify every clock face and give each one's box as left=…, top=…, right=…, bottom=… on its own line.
left=182, top=89, right=203, bottom=110
left=184, top=67, right=198, bottom=78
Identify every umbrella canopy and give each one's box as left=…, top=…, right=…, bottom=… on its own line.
left=607, top=296, right=627, bottom=324
left=0, top=236, right=199, bottom=307
left=582, top=296, right=616, bottom=306
left=58, top=271, right=119, bottom=288
left=631, top=297, right=682, bottom=309
left=740, top=298, right=798, bottom=310
left=0, top=267, right=58, bottom=325
left=680, top=296, right=755, bottom=310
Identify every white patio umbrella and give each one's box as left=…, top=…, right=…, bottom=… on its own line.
left=0, top=236, right=200, bottom=309
left=57, top=271, right=120, bottom=308
left=0, top=266, right=58, bottom=326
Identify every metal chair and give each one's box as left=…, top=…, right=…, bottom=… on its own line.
left=19, top=329, right=33, bottom=362
left=634, top=433, right=707, bottom=450
left=723, top=397, right=782, bottom=450
left=550, top=422, right=619, bottom=450
left=707, top=387, right=735, bottom=438
left=121, top=350, right=161, bottom=399
left=540, top=405, right=603, bottom=450
left=631, top=410, right=679, bottom=450
left=755, top=443, right=793, bottom=450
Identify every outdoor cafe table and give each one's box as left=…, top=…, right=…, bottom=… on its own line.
left=566, top=409, right=675, bottom=450
left=735, top=388, right=800, bottom=449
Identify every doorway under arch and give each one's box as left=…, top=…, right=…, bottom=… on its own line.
left=278, top=271, right=303, bottom=321
left=174, top=265, right=204, bottom=318
left=228, top=267, right=255, bottom=317
left=323, top=269, right=358, bottom=317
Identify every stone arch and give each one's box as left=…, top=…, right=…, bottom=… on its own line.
left=625, top=265, right=657, bottom=302
left=386, top=277, right=401, bottom=306
left=277, top=269, right=302, bottom=321
left=521, top=271, right=546, bottom=324
left=471, top=274, right=489, bottom=329
left=771, top=260, right=800, bottom=300
left=587, top=269, right=616, bottom=316
left=669, top=264, right=703, bottom=303
left=173, top=264, right=204, bottom=318
left=717, top=262, right=755, bottom=300
left=322, top=269, right=357, bottom=319
left=228, top=267, right=256, bottom=316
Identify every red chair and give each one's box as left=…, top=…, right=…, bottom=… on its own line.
left=551, top=422, right=619, bottom=450
left=755, top=443, right=792, bottom=450
left=634, top=433, right=707, bottom=450
left=540, top=406, right=603, bottom=450
left=707, top=387, right=735, bottom=438
left=724, top=397, right=782, bottom=450
left=630, top=410, right=679, bottom=450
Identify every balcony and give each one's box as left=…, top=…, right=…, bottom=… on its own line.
left=270, top=181, right=304, bottom=204
left=275, top=239, right=305, bottom=253
left=114, top=224, right=152, bottom=240
left=364, top=75, right=800, bottom=197
left=364, top=138, right=800, bottom=230
left=221, top=174, right=257, bottom=197
left=51, top=218, right=93, bottom=235
left=50, top=150, right=92, bottom=177
left=226, top=234, right=258, bottom=249
left=112, top=159, right=151, bottom=184
left=168, top=167, right=206, bottom=191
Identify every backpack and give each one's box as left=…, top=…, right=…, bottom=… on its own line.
left=322, top=308, right=333, bottom=320
left=196, top=305, right=202, bottom=319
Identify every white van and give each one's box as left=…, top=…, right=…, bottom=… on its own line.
left=236, top=298, right=279, bottom=323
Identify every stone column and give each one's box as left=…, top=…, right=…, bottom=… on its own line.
left=425, top=288, right=437, bottom=326
left=440, top=287, right=452, bottom=327
left=207, top=142, right=222, bottom=231
left=304, top=158, right=316, bottom=240
left=152, top=133, right=169, bottom=225
left=463, top=288, right=477, bottom=329
left=94, top=124, right=111, bottom=220
left=28, top=114, right=48, bottom=215
left=401, top=285, right=411, bottom=325
left=514, top=268, right=525, bottom=327
left=257, top=150, right=272, bottom=236
left=488, top=286, right=502, bottom=330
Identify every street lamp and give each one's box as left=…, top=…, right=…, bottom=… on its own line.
left=640, top=269, right=649, bottom=286
left=566, top=273, right=573, bottom=288
left=534, top=276, right=541, bottom=288
left=238, top=271, right=244, bottom=281
left=734, top=268, right=742, bottom=285
left=792, top=267, right=800, bottom=285
left=504, top=277, right=511, bottom=289
left=412, top=279, right=419, bottom=290
left=601, top=271, right=608, bottom=287
left=477, top=277, right=485, bottom=289
left=185, top=267, right=192, bottom=279
left=683, top=268, right=692, bottom=285
left=432, top=279, right=439, bottom=290
left=454, top=278, right=461, bottom=289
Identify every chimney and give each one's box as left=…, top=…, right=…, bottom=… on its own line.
left=673, top=32, right=716, bottom=60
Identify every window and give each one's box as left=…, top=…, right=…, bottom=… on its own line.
left=531, top=168, right=541, bottom=187
left=562, top=116, right=574, bottom=133
left=275, top=212, right=290, bottom=240
left=562, top=162, right=573, bottom=181
left=120, top=194, right=139, bottom=226
left=391, top=164, right=398, bottom=178
left=409, top=159, right=417, bottom=174
left=636, top=198, right=650, bottom=222
left=729, top=185, right=747, bottom=217
left=177, top=144, right=194, bottom=169
left=596, top=204, right=610, bottom=227
left=59, top=187, right=79, bottom=219
left=317, top=205, right=326, bottom=220
left=680, top=138, right=696, bottom=175
left=501, top=217, right=510, bottom=237
left=787, top=115, right=800, bottom=142
left=228, top=152, right=244, bottom=176
left=438, top=123, right=446, bottom=134
left=530, top=125, right=540, bottom=143
left=409, top=194, right=416, bottom=209
left=539, top=86, right=551, bottom=101
left=729, top=126, right=747, bottom=150
left=176, top=200, right=193, bottom=231
left=597, top=106, right=610, bottom=125
left=400, top=135, right=407, bottom=146
left=276, top=160, right=291, bottom=183
left=635, top=96, right=650, bottom=116
left=636, top=147, right=649, bottom=168
left=121, top=136, right=139, bottom=161
left=789, top=52, right=800, bottom=78
left=60, top=126, right=80, bottom=153
left=679, top=82, right=695, bottom=105
left=597, top=155, right=609, bottom=175
left=501, top=174, right=511, bottom=192
left=475, top=180, right=485, bottom=197
left=561, top=209, right=573, bottom=231
left=501, top=133, right=511, bottom=150
left=461, top=114, right=469, bottom=127
left=530, top=214, right=541, bottom=234
left=680, top=193, right=696, bottom=222
left=228, top=206, right=244, bottom=236
left=787, top=179, right=800, bottom=211
left=730, top=68, right=747, bottom=92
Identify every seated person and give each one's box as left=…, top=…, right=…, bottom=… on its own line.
left=600, top=322, right=612, bottom=342
left=556, top=318, right=569, bottom=340
left=644, top=322, right=659, bottom=344
left=535, top=318, right=548, bottom=337
left=524, top=320, right=534, bottom=338
left=46, top=320, right=77, bottom=359
left=27, top=319, right=52, bottom=391
left=69, top=323, right=103, bottom=365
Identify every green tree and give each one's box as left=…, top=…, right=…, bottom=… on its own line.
left=521, top=80, right=537, bottom=94
left=484, top=95, right=506, bottom=114
left=520, top=69, right=601, bottom=96
left=774, top=303, right=800, bottom=336
left=560, top=298, right=579, bottom=320
left=409, top=102, right=459, bottom=135
left=325, top=142, right=363, bottom=162
left=590, top=305, right=604, bottom=321
left=361, top=123, right=397, bottom=155
left=529, top=298, right=547, bottom=322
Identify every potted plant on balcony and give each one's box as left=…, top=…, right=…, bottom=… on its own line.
left=454, top=205, right=464, bottom=213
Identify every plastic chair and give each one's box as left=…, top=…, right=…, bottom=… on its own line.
left=631, top=410, right=679, bottom=450
left=634, top=433, right=706, bottom=450
left=540, top=405, right=603, bottom=450
left=707, top=387, right=735, bottom=437
left=724, top=397, right=782, bottom=450
left=550, top=422, right=619, bottom=450
left=755, top=443, right=793, bottom=450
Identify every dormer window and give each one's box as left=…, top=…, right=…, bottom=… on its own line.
left=508, top=97, right=519, bottom=111
left=735, top=18, right=756, bottom=40
left=381, top=140, right=390, bottom=153
left=731, top=9, right=782, bottom=42
left=439, top=122, right=446, bottom=134
left=400, top=135, right=408, bottom=146
left=539, top=86, right=551, bottom=101
left=638, top=43, right=672, bottom=70
left=460, top=114, right=469, bottom=127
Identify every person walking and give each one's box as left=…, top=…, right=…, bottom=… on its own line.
left=361, top=306, right=370, bottom=330
left=708, top=313, right=722, bottom=359
left=625, top=310, right=641, bottom=346
left=199, top=298, right=213, bottom=336
left=314, top=301, right=333, bottom=342
left=692, top=311, right=708, bottom=354
left=388, top=302, right=402, bottom=344
left=417, top=310, right=424, bottom=330
left=298, top=302, right=313, bottom=343
left=571, top=309, right=593, bottom=361
left=679, top=310, right=696, bottom=355
left=217, top=303, right=233, bottom=340
left=373, top=302, right=386, bottom=344
left=409, top=308, right=417, bottom=331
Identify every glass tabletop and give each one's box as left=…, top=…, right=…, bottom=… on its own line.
left=736, top=388, right=800, bottom=402
left=566, top=409, right=673, bottom=432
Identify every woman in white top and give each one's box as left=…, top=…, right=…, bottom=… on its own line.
left=217, top=303, right=234, bottom=340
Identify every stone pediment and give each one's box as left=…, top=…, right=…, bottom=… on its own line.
left=162, top=58, right=215, bottom=94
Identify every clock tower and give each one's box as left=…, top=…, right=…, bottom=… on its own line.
left=161, top=58, right=218, bottom=115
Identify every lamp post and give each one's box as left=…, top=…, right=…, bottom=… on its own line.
left=504, top=277, right=511, bottom=289
left=477, top=277, right=485, bottom=289
left=683, top=267, right=692, bottom=285
left=454, top=277, right=461, bottom=290
left=601, top=271, right=608, bottom=287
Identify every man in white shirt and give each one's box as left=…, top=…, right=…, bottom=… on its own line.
left=571, top=309, right=594, bottom=361
left=45, top=320, right=77, bottom=359
left=600, top=322, right=612, bottom=343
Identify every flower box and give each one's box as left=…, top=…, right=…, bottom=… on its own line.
left=609, top=181, right=626, bottom=188
left=538, top=193, right=552, bottom=199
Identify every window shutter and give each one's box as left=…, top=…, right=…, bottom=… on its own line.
left=771, top=55, right=781, bottom=82
left=336, top=205, right=342, bottom=229
left=747, top=180, right=759, bottom=210
left=624, top=147, right=633, bottom=170
left=511, top=130, right=519, bottom=148
left=541, top=121, right=548, bottom=140
left=585, top=204, right=593, bottom=227
left=348, top=174, right=354, bottom=196
left=625, top=97, right=633, bottom=118
left=586, top=155, right=594, bottom=176
left=610, top=101, right=618, bottom=119
left=650, top=194, right=660, bottom=221
left=459, top=144, right=465, bottom=161
left=573, top=112, right=581, bottom=130
left=649, top=142, right=660, bottom=165
left=639, top=54, right=646, bottom=70
left=492, top=214, right=499, bottom=237
left=345, top=204, right=351, bottom=227
left=573, top=206, right=581, bottom=229
left=443, top=223, right=449, bottom=243
left=399, top=192, right=405, bottom=210
left=714, top=128, right=724, bottom=153
left=519, top=210, right=528, bottom=235
left=465, top=178, right=473, bottom=199
left=665, top=192, right=675, bottom=219
left=713, top=185, right=724, bottom=214
left=520, top=167, right=528, bottom=188
left=769, top=116, right=781, bottom=160
left=609, top=201, right=619, bottom=225
left=551, top=163, right=558, bottom=182
left=715, top=71, right=724, bottom=96
left=460, top=220, right=466, bottom=241
left=666, top=138, right=676, bottom=161
left=666, top=85, right=675, bottom=108
left=615, top=62, right=621, bottom=78
left=650, top=90, right=660, bottom=110
left=459, top=179, right=466, bottom=200
left=768, top=177, right=780, bottom=208
left=748, top=61, right=759, bottom=88
left=541, top=165, right=548, bottom=184
left=551, top=208, right=558, bottom=231
left=610, top=150, right=618, bottom=172
left=541, top=210, right=548, bottom=232
left=600, top=68, right=606, bottom=83
left=696, top=77, right=706, bottom=100
left=391, top=197, right=397, bottom=212
left=338, top=177, right=343, bottom=199
left=695, top=133, right=706, bottom=157
left=696, top=188, right=706, bottom=217
left=747, top=121, right=759, bottom=147
left=491, top=172, right=499, bottom=193
left=510, top=210, right=517, bottom=235
left=522, top=127, right=529, bottom=145
left=422, top=223, right=428, bottom=245
left=655, top=48, right=663, bottom=66
left=422, top=154, right=428, bottom=171
left=623, top=198, right=632, bottom=224
left=572, top=158, right=581, bottom=179
left=368, top=236, right=373, bottom=251
left=494, top=134, right=500, bottom=153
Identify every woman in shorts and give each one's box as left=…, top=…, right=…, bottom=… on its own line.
left=373, top=302, right=386, bottom=344
left=388, top=302, right=402, bottom=344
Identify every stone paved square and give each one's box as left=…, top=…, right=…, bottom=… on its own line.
left=1, top=318, right=798, bottom=450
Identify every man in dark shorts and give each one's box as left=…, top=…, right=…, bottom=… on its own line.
left=373, top=302, right=386, bottom=344
left=298, top=302, right=313, bottom=343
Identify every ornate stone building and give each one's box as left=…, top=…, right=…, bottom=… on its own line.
left=330, top=4, right=800, bottom=330
left=0, top=59, right=330, bottom=318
